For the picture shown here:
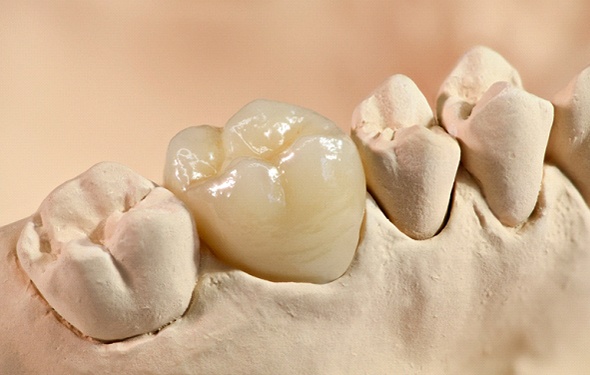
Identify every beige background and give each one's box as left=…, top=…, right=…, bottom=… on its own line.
left=1, top=1, right=590, bottom=226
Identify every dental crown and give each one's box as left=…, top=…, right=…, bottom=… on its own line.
left=164, top=99, right=366, bottom=284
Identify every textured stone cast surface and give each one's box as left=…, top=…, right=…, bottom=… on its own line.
left=2, top=166, right=590, bottom=374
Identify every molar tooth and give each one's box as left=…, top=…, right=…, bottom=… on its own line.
left=547, top=66, right=590, bottom=204
left=440, top=80, right=553, bottom=226
left=352, top=74, right=460, bottom=239
left=165, top=99, right=365, bottom=284
left=17, top=162, right=198, bottom=342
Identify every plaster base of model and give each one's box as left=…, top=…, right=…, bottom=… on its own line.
left=1, top=166, right=590, bottom=374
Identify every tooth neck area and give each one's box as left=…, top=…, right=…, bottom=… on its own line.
left=3, top=165, right=590, bottom=373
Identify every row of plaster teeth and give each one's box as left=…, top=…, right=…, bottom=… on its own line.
left=354, top=46, right=557, bottom=231
left=437, top=46, right=554, bottom=227
left=351, top=75, right=460, bottom=239
left=164, top=99, right=366, bottom=284
left=16, top=163, right=199, bottom=342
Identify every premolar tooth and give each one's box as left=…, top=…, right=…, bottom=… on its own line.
left=546, top=66, right=590, bottom=204
left=164, top=99, right=365, bottom=284
left=440, top=77, right=553, bottom=226
left=352, top=74, right=460, bottom=239
left=437, top=47, right=553, bottom=226
left=17, top=162, right=198, bottom=342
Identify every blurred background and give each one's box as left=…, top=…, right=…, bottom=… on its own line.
left=1, top=1, right=590, bottom=225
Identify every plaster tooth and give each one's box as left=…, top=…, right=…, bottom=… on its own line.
left=17, top=162, right=199, bottom=342
left=546, top=66, right=590, bottom=204
left=165, top=99, right=365, bottom=284
left=440, top=76, right=553, bottom=226
left=437, top=46, right=553, bottom=226
left=352, top=74, right=460, bottom=239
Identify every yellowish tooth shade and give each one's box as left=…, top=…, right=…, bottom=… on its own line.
left=165, top=99, right=365, bottom=283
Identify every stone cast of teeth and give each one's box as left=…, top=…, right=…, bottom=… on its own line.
left=351, top=74, right=460, bottom=240
left=16, top=162, right=199, bottom=342
left=164, top=99, right=365, bottom=284
left=437, top=46, right=554, bottom=227
left=547, top=66, right=590, bottom=205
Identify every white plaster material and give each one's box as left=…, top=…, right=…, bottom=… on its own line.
left=352, top=75, right=460, bottom=239
left=438, top=48, right=553, bottom=226
left=2, top=167, right=590, bottom=374
left=16, top=162, right=199, bottom=342
left=547, top=66, right=590, bottom=204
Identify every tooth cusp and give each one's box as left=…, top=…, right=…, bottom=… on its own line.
left=166, top=100, right=365, bottom=284
left=353, top=74, right=434, bottom=133
left=164, top=125, right=224, bottom=193
left=436, top=45, right=522, bottom=120
left=17, top=162, right=199, bottom=342
left=223, top=99, right=337, bottom=160
left=352, top=75, right=460, bottom=240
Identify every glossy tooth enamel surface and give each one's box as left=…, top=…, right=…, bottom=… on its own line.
left=438, top=48, right=553, bottom=227
left=165, top=99, right=365, bottom=284
left=547, top=66, right=590, bottom=204
left=352, top=75, right=460, bottom=239
left=16, top=162, right=199, bottom=342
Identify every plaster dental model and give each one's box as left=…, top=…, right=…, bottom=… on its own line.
left=1, top=46, right=590, bottom=374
